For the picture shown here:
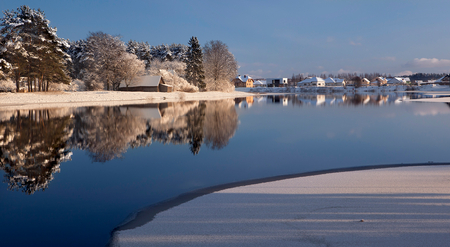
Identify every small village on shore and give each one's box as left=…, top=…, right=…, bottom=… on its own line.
left=232, top=74, right=450, bottom=91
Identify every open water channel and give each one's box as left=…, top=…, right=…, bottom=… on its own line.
left=1, top=92, right=450, bottom=246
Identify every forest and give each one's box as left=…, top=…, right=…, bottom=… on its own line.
left=0, top=5, right=238, bottom=93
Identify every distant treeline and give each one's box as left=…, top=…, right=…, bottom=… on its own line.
left=290, top=72, right=448, bottom=83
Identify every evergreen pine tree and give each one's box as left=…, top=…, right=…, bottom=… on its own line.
left=0, top=5, right=70, bottom=92
left=185, top=36, right=205, bottom=90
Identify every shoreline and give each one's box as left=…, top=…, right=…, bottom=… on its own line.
left=1, top=88, right=450, bottom=111
left=110, top=162, right=450, bottom=234
left=112, top=163, right=450, bottom=247
left=0, top=91, right=259, bottom=110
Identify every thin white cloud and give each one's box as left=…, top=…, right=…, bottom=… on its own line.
left=327, top=37, right=334, bottom=43
left=349, top=40, right=361, bottom=46
left=405, top=58, right=450, bottom=68
left=317, top=66, right=324, bottom=70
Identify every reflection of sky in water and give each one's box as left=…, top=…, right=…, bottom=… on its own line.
left=1, top=94, right=450, bottom=246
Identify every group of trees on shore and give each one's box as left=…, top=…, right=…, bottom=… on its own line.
left=0, top=5, right=238, bottom=92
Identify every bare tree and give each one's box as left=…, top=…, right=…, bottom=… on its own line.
left=82, top=32, right=130, bottom=91
left=120, top=53, right=145, bottom=88
left=203, top=40, right=238, bottom=92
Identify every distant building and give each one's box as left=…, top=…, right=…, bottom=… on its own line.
left=334, top=78, right=346, bottom=87
left=266, top=78, right=288, bottom=87
left=371, top=77, right=387, bottom=86
left=324, top=77, right=336, bottom=86
left=361, top=78, right=370, bottom=86
left=387, top=77, right=407, bottom=85
left=232, top=75, right=254, bottom=87
left=253, top=80, right=267, bottom=87
left=298, top=77, right=325, bottom=87
left=118, top=75, right=173, bottom=92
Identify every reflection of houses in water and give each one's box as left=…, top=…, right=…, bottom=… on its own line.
left=267, top=95, right=290, bottom=105
left=287, top=93, right=412, bottom=107
left=246, top=96, right=254, bottom=107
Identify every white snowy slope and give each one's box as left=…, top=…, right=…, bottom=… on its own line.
left=114, top=165, right=450, bottom=247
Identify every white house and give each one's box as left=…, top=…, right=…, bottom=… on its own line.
left=298, top=77, right=312, bottom=86
left=387, top=77, right=407, bottom=85
left=334, top=78, right=346, bottom=86
left=253, top=80, right=267, bottom=87
left=362, top=78, right=370, bottom=86
left=324, top=77, right=336, bottom=86
left=298, top=77, right=325, bottom=87
left=266, top=78, right=288, bottom=87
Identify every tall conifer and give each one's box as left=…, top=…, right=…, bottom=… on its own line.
left=185, top=37, right=205, bottom=90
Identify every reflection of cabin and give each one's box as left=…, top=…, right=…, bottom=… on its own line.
left=119, top=103, right=172, bottom=120
left=119, top=75, right=173, bottom=92
left=266, top=78, right=288, bottom=87
left=232, top=75, right=254, bottom=87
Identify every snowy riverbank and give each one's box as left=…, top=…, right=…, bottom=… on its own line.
left=114, top=165, right=450, bottom=247
left=0, top=90, right=258, bottom=110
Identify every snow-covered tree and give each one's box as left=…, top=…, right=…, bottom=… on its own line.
left=147, top=59, right=198, bottom=92
left=203, top=40, right=237, bottom=92
left=0, top=5, right=70, bottom=92
left=67, top=39, right=87, bottom=79
left=185, top=37, right=205, bottom=90
left=126, top=40, right=152, bottom=69
left=120, top=53, right=145, bottom=88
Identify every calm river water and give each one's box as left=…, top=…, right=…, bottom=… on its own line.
left=1, top=92, right=450, bottom=246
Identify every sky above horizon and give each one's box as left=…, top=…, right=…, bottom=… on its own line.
left=2, top=0, right=450, bottom=78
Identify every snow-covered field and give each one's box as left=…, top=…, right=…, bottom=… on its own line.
left=114, top=165, right=450, bottom=247
left=1, top=84, right=450, bottom=111
left=0, top=91, right=258, bottom=110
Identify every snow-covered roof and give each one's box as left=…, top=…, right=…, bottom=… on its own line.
left=362, top=78, right=370, bottom=83
left=310, top=77, right=325, bottom=82
left=298, top=78, right=313, bottom=84
left=119, top=75, right=163, bottom=88
left=298, top=77, right=324, bottom=84
left=334, top=78, right=345, bottom=83
left=253, top=80, right=266, bottom=85
left=242, top=75, right=252, bottom=82
left=435, top=76, right=445, bottom=83
left=325, top=77, right=336, bottom=83
left=387, top=77, right=405, bottom=84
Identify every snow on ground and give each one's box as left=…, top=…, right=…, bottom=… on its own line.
left=114, top=165, right=450, bottom=247
left=2, top=84, right=450, bottom=111
left=0, top=91, right=259, bottom=110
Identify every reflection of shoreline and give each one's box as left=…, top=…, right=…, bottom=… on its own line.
left=0, top=100, right=239, bottom=193
left=0, top=109, right=74, bottom=194
left=109, top=161, right=450, bottom=245
left=237, top=93, right=412, bottom=107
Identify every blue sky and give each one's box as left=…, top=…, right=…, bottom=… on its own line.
left=2, top=0, right=450, bottom=78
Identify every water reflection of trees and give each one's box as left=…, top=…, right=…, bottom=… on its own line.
left=69, top=107, right=149, bottom=162
left=203, top=100, right=238, bottom=150
left=0, top=110, right=73, bottom=194
left=0, top=99, right=239, bottom=193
